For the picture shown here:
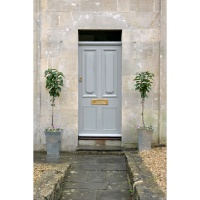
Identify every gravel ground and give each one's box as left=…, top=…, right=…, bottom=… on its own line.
left=34, top=163, right=59, bottom=183
left=139, top=147, right=167, bottom=194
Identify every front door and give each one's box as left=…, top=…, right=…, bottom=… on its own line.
left=78, top=42, right=121, bottom=137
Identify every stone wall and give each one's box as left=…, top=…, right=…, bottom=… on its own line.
left=34, top=0, right=166, bottom=151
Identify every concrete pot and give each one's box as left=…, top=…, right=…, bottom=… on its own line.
left=44, top=131, right=62, bottom=155
left=137, top=128, right=154, bottom=152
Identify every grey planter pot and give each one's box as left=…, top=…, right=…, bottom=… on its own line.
left=137, top=128, right=154, bottom=152
left=44, top=131, right=62, bottom=155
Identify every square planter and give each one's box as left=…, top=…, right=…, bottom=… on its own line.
left=44, top=131, right=62, bottom=155
left=137, top=128, right=154, bottom=152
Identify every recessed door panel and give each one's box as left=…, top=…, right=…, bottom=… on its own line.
left=102, top=49, right=118, bottom=97
left=102, top=107, right=117, bottom=130
left=82, top=49, right=97, bottom=97
left=83, top=106, right=97, bottom=130
left=79, top=43, right=121, bottom=137
left=105, top=52, right=114, bottom=94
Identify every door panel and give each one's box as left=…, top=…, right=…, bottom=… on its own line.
left=102, top=49, right=118, bottom=97
left=102, top=107, right=117, bottom=130
left=82, top=49, right=97, bottom=97
left=83, top=106, right=97, bottom=130
left=105, top=52, right=114, bottom=94
left=79, top=43, right=121, bottom=137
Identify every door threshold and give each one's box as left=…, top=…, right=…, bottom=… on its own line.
left=77, top=145, right=122, bottom=151
left=78, top=136, right=121, bottom=140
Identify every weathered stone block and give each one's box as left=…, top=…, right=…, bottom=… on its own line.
left=34, top=0, right=39, bottom=12
left=40, top=12, right=52, bottom=30
left=47, top=0, right=79, bottom=12
left=41, top=12, right=73, bottom=30
left=152, top=93, right=159, bottom=110
left=40, top=41, right=57, bottom=59
left=117, top=0, right=130, bottom=12
left=123, top=29, right=159, bottom=43
left=123, top=59, right=159, bottom=76
left=139, top=3, right=154, bottom=12
left=122, top=12, right=138, bottom=28
left=122, top=128, right=138, bottom=144
left=57, top=58, right=78, bottom=76
left=65, top=76, right=78, bottom=92
left=137, top=12, right=160, bottom=28
left=64, top=30, right=78, bottom=43
left=60, top=129, right=78, bottom=151
left=105, top=140, right=121, bottom=146
left=57, top=42, right=78, bottom=59
left=79, top=140, right=96, bottom=146
left=122, top=93, right=141, bottom=110
left=122, top=59, right=142, bottom=76
left=159, top=109, right=167, bottom=144
left=95, top=12, right=128, bottom=29
left=59, top=92, right=78, bottom=109
left=154, top=0, right=160, bottom=12
left=59, top=12, right=74, bottom=30
left=122, top=42, right=135, bottom=60
left=122, top=29, right=131, bottom=42
left=122, top=108, right=141, bottom=128
left=140, top=42, right=154, bottom=59
left=130, top=0, right=139, bottom=3
left=122, top=76, right=136, bottom=93
left=130, top=3, right=140, bottom=12
left=47, top=1, right=65, bottom=12
left=130, top=0, right=155, bottom=12
left=41, top=0, right=48, bottom=12
left=143, top=110, right=159, bottom=128
left=152, top=75, right=159, bottom=93
left=80, top=0, right=117, bottom=11
left=33, top=12, right=39, bottom=31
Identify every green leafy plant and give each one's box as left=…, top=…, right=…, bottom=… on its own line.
left=44, top=68, right=65, bottom=130
left=134, top=71, right=154, bottom=129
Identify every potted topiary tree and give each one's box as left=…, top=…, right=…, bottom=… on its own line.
left=44, top=68, right=65, bottom=155
left=134, top=71, right=154, bottom=152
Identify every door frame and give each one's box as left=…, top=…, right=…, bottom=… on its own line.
left=78, top=41, right=122, bottom=137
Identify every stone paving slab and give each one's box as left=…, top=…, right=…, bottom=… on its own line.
left=98, top=190, right=131, bottom=200
left=107, top=181, right=129, bottom=190
left=63, top=182, right=108, bottom=190
left=67, top=171, right=106, bottom=183
left=71, top=162, right=127, bottom=171
left=95, top=156, right=126, bottom=163
left=60, top=189, right=97, bottom=200
left=59, top=154, right=132, bottom=200
left=106, top=171, right=128, bottom=182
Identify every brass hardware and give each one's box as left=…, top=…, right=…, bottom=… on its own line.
left=79, top=77, right=83, bottom=82
left=91, top=99, right=108, bottom=105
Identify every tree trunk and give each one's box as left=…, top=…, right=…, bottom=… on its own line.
left=141, top=98, right=145, bottom=127
left=51, top=97, right=55, bottom=128
left=51, top=105, right=54, bottom=128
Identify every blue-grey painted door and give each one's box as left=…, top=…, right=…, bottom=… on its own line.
left=78, top=42, right=122, bottom=137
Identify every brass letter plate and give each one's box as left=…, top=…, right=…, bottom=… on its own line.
left=91, top=99, right=108, bottom=105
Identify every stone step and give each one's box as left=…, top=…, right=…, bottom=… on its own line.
left=78, top=139, right=122, bottom=147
